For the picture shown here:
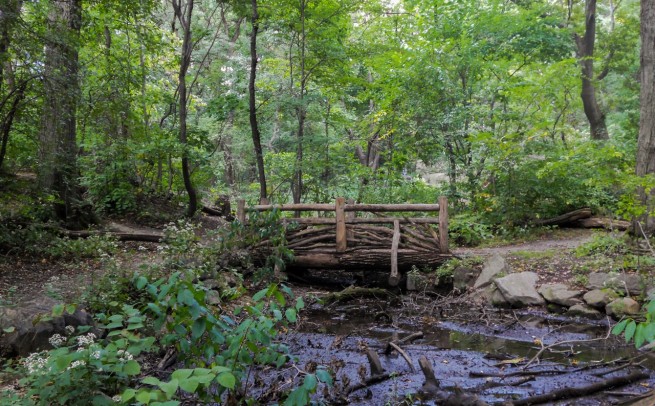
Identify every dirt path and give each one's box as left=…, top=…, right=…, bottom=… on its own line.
left=452, top=228, right=595, bottom=257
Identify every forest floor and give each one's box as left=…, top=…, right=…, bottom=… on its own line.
left=3, top=211, right=655, bottom=404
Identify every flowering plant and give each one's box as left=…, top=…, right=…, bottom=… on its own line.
left=17, top=305, right=155, bottom=405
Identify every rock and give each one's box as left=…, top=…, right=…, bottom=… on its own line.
left=567, top=304, right=604, bottom=319
left=586, top=272, right=643, bottom=295
left=537, top=283, right=583, bottom=307
left=0, top=297, right=93, bottom=357
left=453, top=266, right=481, bottom=291
left=606, top=298, right=641, bottom=319
left=407, top=273, right=427, bottom=291
left=583, top=289, right=617, bottom=309
left=473, top=254, right=509, bottom=289
left=494, top=272, right=545, bottom=307
left=478, top=284, right=510, bottom=307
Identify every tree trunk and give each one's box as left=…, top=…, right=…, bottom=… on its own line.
left=248, top=0, right=267, bottom=204
left=636, top=0, right=655, bottom=233
left=0, top=0, right=23, bottom=172
left=173, top=0, right=198, bottom=217
left=292, top=0, right=307, bottom=205
left=39, top=0, right=93, bottom=229
left=575, top=0, right=609, bottom=141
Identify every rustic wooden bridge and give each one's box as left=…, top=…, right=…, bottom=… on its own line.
left=237, top=197, right=452, bottom=286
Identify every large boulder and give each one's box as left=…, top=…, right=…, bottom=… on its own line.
left=586, top=272, right=643, bottom=295
left=453, top=266, right=482, bottom=291
left=583, top=289, right=618, bottom=309
left=494, top=272, right=545, bottom=307
left=0, top=297, right=93, bottom=357
left=567, top=304, right=604, bottom=319
left=605, top=298, right=641, bottom=319
left=473, top=254, right=509, bottom=289
left=537, top=283, right=583, bottom=307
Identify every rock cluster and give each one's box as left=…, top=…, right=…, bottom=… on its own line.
left=461, top=254, right=647, bottom=320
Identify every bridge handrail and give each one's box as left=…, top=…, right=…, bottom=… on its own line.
left=237, top=196, right=448, bottom=254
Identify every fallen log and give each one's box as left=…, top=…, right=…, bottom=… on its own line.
left=510, top=370, right=649, bottom=406
left=574, top=217, right=631, bottom=231
left=321, top=286, right=393, bottom=304
left=62, top=230, right=163, bottom=242
left=535, top=208, right=592, bottom=227
left=286, top=248, right=452, bottom=272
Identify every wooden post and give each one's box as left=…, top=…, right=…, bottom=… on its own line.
left=389, top=219, right=400, bottom=286
left=335, top=197, right=347, bottom=252
left=237, top=199, right=246, bottom=223
left=438, top=196, right=448, bottom=253
left=346, top=198, right=355, bottom=242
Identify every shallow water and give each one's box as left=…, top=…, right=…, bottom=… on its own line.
left=276, top=298, right=655, bottom=405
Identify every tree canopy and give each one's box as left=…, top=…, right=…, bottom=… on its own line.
left=0, top=0, right=650, bottom=230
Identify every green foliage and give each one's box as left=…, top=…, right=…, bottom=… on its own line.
left=612, top=299, right=655, bottom=349
left=449, top=214, right=493, bottom=246
left=575, top=233, right=629, bottom=258
left=12, top=270, right=324, bottom=405
left=17, top=306, right=155, bottom=405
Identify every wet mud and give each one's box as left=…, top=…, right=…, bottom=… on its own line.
left=264, top=292, right=655, bottom=405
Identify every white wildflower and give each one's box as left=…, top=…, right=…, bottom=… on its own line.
left=112, top=395, right=122, bottom=402
left=65, top=325, right=75, bottom=335
left=91, top=350, right=101, bottom=359
left=138, top=246, right=147, bottom=251
left=48, top=334, right=65, bottom=348
left=116, top=349, right=134, bottom=362
left=67, top=360, right=86, bottom=370
left=76, top=332, right=96, bottom=347
left=23, top=353, right=48, bottom=375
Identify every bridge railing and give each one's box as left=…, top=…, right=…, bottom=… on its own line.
left=236, top=196, right=449, bottom=254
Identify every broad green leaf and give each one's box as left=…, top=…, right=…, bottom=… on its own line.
left=171, top=369, right=193, bottom=380
left=135, top=389, right=152, bottom=404
left=612, top=319, right=629, bottom=335
left=52, top=304, right=64, bottom=317
left=217, top=371, right=236, bottom=389
left=302, top=374, right=317, bottom=391
left=191, top=318, right=206, bottom=339
left=179, top=377, right=199, bottom=393
left=124, top=360, right=141, bottom=376
left=316, top=368, right=333, bottom=386
left=635, top=323, right=646, bottom=348
left=285, top=308, right=297, bottom=323
left=136, top=276, right=148, bottom=289
left=625, top=320, right=637, bottom=343
left=159, top=379, right=179, bottom=399
left=3, top=326, right=15, bottom=333
left=252, top=287, right=268, bottom=302
left=121, top=388, right=136, bottom=402
left=143, top=376, right=161, bottom=386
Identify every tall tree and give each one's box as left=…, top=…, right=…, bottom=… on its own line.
left=172, top=0, right=198, bottom=217
left=248, top=0, right=267, bottom=203
left=636, top=0, right=655, bottom=234
left=39, top=0, right=93, bottom=228
left=574, top=0, right=610, bottom=140
left=0, top=0, right=25, bottom=172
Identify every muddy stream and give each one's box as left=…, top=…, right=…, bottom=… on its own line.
left=263, top=284, right=655, bottom=405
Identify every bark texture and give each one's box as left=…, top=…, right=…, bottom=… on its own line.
left=248, top=0, right=267, bottom=203
left=39, top=0, right=93, bottom=229
left=575, top=0, right=609, bottom=141
left=636, top=0, right=655, bottom=233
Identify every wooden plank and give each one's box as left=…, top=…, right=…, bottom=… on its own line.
left=438, top=196, right=449, bottom=253
left=282, top=217, right=440, bottom=225
left=389, top=220, right=401, bottom=286
left=237, top=199, right=246, bottom=223
left=346, top=198, right=355, bottom=241
left=335, top=197, right=347, bottom=252
left=344, top=203, right=441, bottom=212
left=250, top=203, right=335, bottom=212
